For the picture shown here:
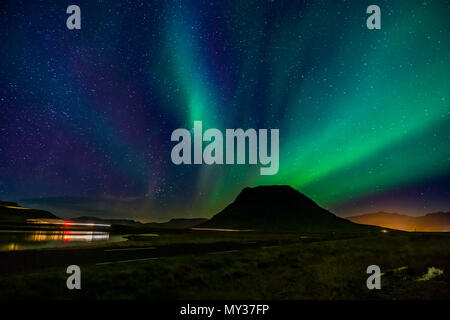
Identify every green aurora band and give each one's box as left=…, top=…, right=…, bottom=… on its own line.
left=160, top=0, right=449, bottom=216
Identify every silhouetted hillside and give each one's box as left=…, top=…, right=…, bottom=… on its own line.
left=0, top=201, right=19, bottom=207
left=0, top=201, right=60, bottom=224
left=200, top=186, right=375, bottom=232
left=347, top=211, right=450, bottom=232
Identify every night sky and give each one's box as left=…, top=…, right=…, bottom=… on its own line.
left=0, top=0, right=449, bottom=221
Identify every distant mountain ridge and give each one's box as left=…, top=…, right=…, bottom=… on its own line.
left=346, top=211, right=450, bottom=232
left=145, top=218, right=208, bottom=229
left=200, top=185, right=376, bottom=232
left=69, top=216, right=207, bottom=229
left=1, top=199, right=206, bottom=229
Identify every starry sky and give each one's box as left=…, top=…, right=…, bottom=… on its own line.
left=0, top=0, right=449, bottom=221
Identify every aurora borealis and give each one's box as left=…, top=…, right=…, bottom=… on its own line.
left=0, top=0, right=449, bottom=220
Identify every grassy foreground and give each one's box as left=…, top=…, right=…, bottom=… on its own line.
left=1, top=232, right=449, bottom=299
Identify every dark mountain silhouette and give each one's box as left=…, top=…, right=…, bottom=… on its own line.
left=347, top=211, right=450, bottom=232
left=200, top=186, right=375, bottom=232
left=0, top=200, right=60, bottom=224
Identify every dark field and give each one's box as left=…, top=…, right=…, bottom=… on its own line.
left=0, top=230, right=449, bottom=300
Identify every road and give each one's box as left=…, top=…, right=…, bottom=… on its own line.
left=0, top=239, right=285, bottom=274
